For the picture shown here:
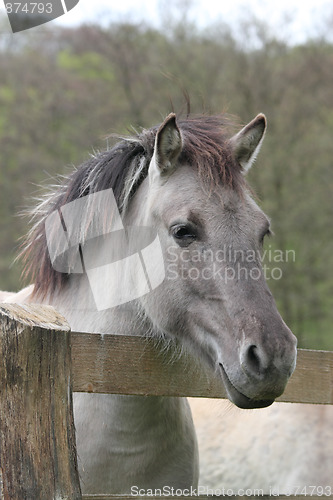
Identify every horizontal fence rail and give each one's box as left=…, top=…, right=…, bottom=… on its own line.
left=0, top=303, right=333, bottom=500
left=71, top=331, right=333, bottom=405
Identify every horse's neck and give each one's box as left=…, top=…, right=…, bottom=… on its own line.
left=41, top=274, right=147, bottom=336
left=74, top=392, right=198, bottom=492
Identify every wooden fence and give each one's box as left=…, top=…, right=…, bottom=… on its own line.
left=0, top=303, right=332, bottom=500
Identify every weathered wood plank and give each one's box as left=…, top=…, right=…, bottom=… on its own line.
left=71, top=332, right=333, bottom=405
left=0, top=303, right=82, bottom=500
left=280, top=348, right=333, bottom=404
left=71, top=332, right=220, bottom=398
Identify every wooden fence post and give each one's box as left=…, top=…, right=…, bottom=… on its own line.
left=0, top=303, right=81, bottom=500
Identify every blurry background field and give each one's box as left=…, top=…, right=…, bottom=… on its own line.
left=0, top=0, right=332, bottom=350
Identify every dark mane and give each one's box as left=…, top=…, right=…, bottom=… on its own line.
left=21, top=114, right=246, bottom=297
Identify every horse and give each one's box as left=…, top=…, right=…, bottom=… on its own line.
left=2, top=112, right=298, bottom=495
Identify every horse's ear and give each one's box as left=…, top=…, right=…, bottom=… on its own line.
left=149, top=113, right=182, bottom=180
left=230, top=114, right=267, bottom=173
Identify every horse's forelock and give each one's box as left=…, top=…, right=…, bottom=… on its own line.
left=178, top=115, right=245, bottom=194
left=21, top=114, right=245, bottom=297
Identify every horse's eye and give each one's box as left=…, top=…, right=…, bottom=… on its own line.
left=171, top=224, right=197, bottom=246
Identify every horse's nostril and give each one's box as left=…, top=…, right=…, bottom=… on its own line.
left=246, top=345, right=261, bottom=376
left=241, top=344, right=268, bottom=379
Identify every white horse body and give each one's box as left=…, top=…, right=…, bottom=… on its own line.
left=2, top=113, right=300, bottom=495
left=190, top=398, right=333, bottom=494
